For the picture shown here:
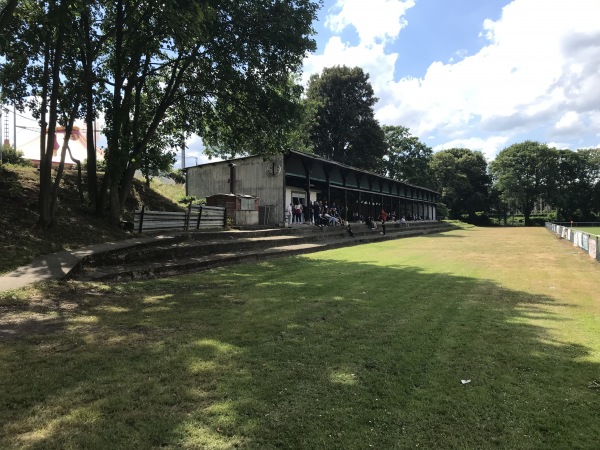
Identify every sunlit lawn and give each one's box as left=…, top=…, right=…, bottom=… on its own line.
left=573, top=226, right=600, bottom=236
left=1, top=227, right=599, bottom=449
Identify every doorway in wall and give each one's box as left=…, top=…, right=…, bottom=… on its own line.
left=292, top=192, right=306, bottom=206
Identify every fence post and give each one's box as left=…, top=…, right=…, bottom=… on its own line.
left=138, top=205, right=145, bottom=233
left=196, top=205, right=203, bottom=229
left=185, top=203, right=192, bottom=231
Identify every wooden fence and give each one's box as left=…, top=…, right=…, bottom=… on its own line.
left=133, top=205, right=226, bottom=233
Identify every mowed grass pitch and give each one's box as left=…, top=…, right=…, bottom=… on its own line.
left=573, top=226, right=600, bottom=236
left=1, top=227, right=599, bottom=449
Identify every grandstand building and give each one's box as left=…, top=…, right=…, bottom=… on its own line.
left=186, top=150, right=439, bottom=227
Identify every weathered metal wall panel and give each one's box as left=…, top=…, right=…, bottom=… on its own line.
left=187, top=155, right=285, bottom=226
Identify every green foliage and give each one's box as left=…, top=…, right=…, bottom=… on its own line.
left=553, top=148, right=600, bottom=221
left=168, top=169, right=186, bottom=184
left=306, top=65, right=386, bottom=172
left=178, top=195, right=197, bottom=206
left=1, top=0, right=321, bottom=225
left=383, top=125, right=433, bottom=186
left=0, top=144, right=30, bottom=166
left=177, top=195, right=204, bottom=206
left=435, top=202, right=449, bottom=220
left=462, top=211, right=493, bottom=226
left=83, top=157, right=107, bottom=173
left=490, top=141, right=558, bottom=225
left=203, top=75, right=316, bottom=158
left=430, top=148, right=490, bottom=220
left=139, top=147, right=177, bottom=186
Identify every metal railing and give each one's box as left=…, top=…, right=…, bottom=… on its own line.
left=134, top=205, right=226, bottom=233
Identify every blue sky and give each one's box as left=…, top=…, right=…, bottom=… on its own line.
left=302, top=0, right=600, bottom=160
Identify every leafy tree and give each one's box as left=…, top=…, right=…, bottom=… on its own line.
left=1, top=0, right=88, bottom=227
left=577, top=148, right=600, bottom=219
left=203, top=75, right=316, bottom=158
left=98, top=0, right=320, bottom=224
left=306, top=65, right=386, bottom=172
left=550, top=149, right=592, bottom=221
left=489, top=141, right=558, bottom=225
left=139, top=146, right=176, bottom=188
left=435, top=202, right=449, bottom=220
left=2, top=0, right=320, bottom=226
left=489, top=184, right=510, bottom=226
left=553, top=148, right=600, bottom=221
left=383, top=125, right=433, bottom=187
left=430, top=148, right=490, bottom=220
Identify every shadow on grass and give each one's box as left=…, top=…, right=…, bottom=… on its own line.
left=1, top=257, right=598, bottom=449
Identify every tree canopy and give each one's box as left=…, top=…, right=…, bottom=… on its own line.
left=489, top=141, right=558, bottom=225
left=430, top=148, right=490, bottom=220
left=305, top=65, right=386, bottom=173
left=0, top=0, right=320, bottom=225
left=383, top=125, right=433, bottom=187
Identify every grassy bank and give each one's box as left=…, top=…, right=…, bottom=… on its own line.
left=0, top=166, right=184, bottom=274
left=1, top=227, right=599, bottom=449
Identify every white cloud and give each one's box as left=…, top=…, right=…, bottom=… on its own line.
left=304, top=0, right=600, bottom=157
left=432, top=136, right=510, bottom=161
left=546, top=141, right=576, bottom=150
left=302, top=37, right=397, bottom=91
left=555, top=111, right=581, bottom=133
left=325, top=0, right=415, bottom=45
left=303, top=0, right=413, bottom=91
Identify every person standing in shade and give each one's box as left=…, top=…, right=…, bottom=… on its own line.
left=380, top=209, right=387, bottom=235
left=294, top=202, right=303, bottom=223
left=312, top=201, right=321, bottom=226
left=287, top=203, right=293, bottom=227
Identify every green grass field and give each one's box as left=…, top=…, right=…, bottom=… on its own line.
left=1, top=227, right=599, bottom=449
left=573, top=226, right=600, bottom=236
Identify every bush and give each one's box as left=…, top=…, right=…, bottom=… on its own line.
left=472, top=211, right=493, bottom=226
left=1, top=145, right=31, bottom=166
left=529, top=217, right=547, bottom=226
left=436, top=202, right=449, bottom=220
left=178, top=195, right=205, bottom=206
left=168, top=169, right=186, bottom=184
left=460, top=211, right=493, bottom=226
left=81, top=158, right=107, bottom=172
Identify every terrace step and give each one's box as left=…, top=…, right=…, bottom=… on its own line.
left=68, top=222, right=454, bottom=282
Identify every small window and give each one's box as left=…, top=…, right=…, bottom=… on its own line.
left=240, top=198, right=255, bottom=211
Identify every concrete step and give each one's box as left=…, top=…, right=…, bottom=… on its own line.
left=82, top=224, right=350, bottom=266
left=70, top=222, right=454, bottom=282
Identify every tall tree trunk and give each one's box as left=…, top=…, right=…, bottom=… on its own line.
left=81, top=3, right=99, bottom=212
left=39, top=8, right=64, bottom=228
left=50, top=100, right=81, bottom=217
left=105, top=0, right=125, bottom=225
left=50, top=129, right=70, bottom=219
left=67, top=146, right=85, bottom=208
left=0, top=0, right=19, bottom=29
left=38, top=33, right=50, bottom=222
left=109, top=175, right=121, bottom=225
left=119, top=162, right=138, bottom=208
